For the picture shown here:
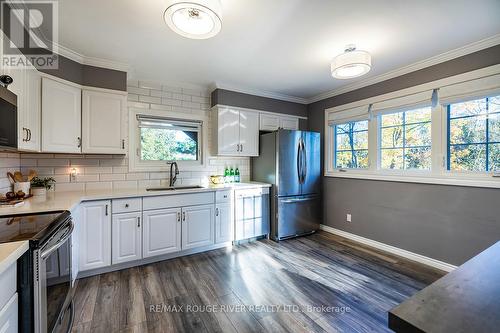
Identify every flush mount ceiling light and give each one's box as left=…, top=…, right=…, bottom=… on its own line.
left=164, top=0, right=222, bottom=39
left=331, top=44, right=371, bottom=79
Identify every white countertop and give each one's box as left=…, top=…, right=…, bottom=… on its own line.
left=0, top=241, right=29, bottom=275
left=0, top=182, right=271, bottom=216
left=0, top=182, right=271, bottom=272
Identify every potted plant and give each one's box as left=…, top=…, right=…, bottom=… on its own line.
left=30, top=177, right=56, bottom=197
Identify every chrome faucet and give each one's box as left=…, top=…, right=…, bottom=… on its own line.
left=169, top=162, right=179, bottom=187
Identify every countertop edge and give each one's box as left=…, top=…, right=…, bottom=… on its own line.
left=0, top=241, right=29, bottom=275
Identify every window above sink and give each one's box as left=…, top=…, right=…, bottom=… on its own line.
left=129, top=108, right=208, bottom=172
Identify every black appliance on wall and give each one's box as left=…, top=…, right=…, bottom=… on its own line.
left=0, top=75, right=17, bottom=151
left=0, top=211, right=75, bottom=333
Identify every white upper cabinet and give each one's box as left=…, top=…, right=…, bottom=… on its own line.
left=20, top=69, right=42, bottom=151
left=41, top=77, right=82, bottom=153
left=216, top=107, right=240, bottom=155
left=279, top=116, right=299, bottom=130
left=82, top=89, right=127, bottom=154
left=259, top=113, right=280, bottom=131
left=259, top=113, right=299, bottom=131
left=213, top=106, right=259, bottom=156
left=239, top=110, right=259, bottom=156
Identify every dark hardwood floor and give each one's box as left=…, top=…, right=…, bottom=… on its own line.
left=71, top=231, right=444, bottom=333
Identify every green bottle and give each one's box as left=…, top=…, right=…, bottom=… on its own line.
left=224, top=167, right=230, bottom=183
left=235, top=168, right=240, bottom=183
left=229, top=167, right=235, bottom=183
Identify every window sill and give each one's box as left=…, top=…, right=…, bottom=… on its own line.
left=324, top=171, right=500, bottom=189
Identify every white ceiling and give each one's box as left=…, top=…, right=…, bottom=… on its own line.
left=58, top=0, right=500, bottom=101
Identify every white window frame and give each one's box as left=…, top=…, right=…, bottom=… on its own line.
left=324, top=64, right=500, bottom=189
left=129, top=107, right=209, bottom=172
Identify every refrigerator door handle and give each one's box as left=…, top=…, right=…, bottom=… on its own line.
left=301, top=138, right=307, bottom=183
left=296, top=140, right=302, bottom=184
left=280, top=196, right=318, bottom=203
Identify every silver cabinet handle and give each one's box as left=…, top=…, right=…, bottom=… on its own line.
left=105, top=204, right=108, bottom=216
left=182, top=211, right=186, bottom=221
left=27, top=128, right=31, bottom=141
left=215, top=207, right=219, bottom=216
left=137, top=217, right=140, bottom=227
left=177, top=212, right=181, bottom=222
left=22, top=128, right=27, bottom=142
left=77, top=137, right=82, bottom=148
left=240, top=144, right=243, bottom=152
left=236, top=144, right=240, bottom=152
left=122, top=139, right=125, bottom=149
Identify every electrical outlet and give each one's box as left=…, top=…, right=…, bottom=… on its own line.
left=346, top=213, right=352, bottom=222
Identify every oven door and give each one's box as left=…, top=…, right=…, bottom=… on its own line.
left=0, top=86, right=18, bottom=151
left=34, top=220, right=74, bottom=333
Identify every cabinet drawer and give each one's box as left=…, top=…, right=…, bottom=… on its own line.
left=112, top=198, right=142, bottom=213
left=143, top=192, right=215, bottom=211
left=0, top=263, right=16, bottom=311
left=216, top=190, right=231, bottom=203
left=235, top=187, right=269, bottom=198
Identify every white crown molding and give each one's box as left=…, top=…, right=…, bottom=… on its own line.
left=213, top=83, right=309, bottom=104
left=308, top=34, right=500, bottom=104
left=56, top=43, right=130, bottom=72
left=319, top=225, right=457, bottom=272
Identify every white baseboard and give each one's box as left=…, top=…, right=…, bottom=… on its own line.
left=319, top=224, right=457, bottom=272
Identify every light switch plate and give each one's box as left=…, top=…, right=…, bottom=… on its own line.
left=346, top=213, right=352, bottom=222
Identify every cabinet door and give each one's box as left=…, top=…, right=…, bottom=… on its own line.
left=20, top=69, right=41, bottom=151
left=71, top=206, right=81, bottom=285
left=79, top=201, right=111, bottom=271
left=182, top=204, right=214, bottom=250
left=112, top=212, right=142, bottom=264
left=259, top=113, right=279, bottom=131
left=280, top=116, right=299, bottom=130
left=217, top=107, right=240, bottom=155
left=82, top=89, right=127, bottom=154
left=0, top=293, right=18, bottom=333
left=215, top=202, right=233, bottom=243
left=239, top=110, right=259, bottom=156
left=41, top=77, right=82, bottom=153
left=142, top=208, right=181, bottom=258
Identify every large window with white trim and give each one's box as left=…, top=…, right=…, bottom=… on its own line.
left=380, top=107, right=432, bottom=170
left=324, top=69, right=500, bottom=187
left=447, top=95, right=500, bottom=172
left=334, top=120, right=369, bottom=168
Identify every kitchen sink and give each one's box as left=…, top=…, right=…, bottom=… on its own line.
left=146, top=185, right=204, bottom=191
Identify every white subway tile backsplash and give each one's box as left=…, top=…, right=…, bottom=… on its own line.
left=85, top=182, right=113, bottom=191
left=38, top=159, right=70, bottom=167
left=100, top=173, right=126, bottom=181
left=0, top=80, right=251, bottom=193
left=139, top=95, right=162, bottom=104
left=127, top=86, right=149, bottom=96
left=112, top=180, right=138, bottom=190
left=84, top=166, right=113, bottom=174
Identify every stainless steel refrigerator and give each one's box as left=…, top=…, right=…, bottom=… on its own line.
left=251, top=130, right=321, bottom=241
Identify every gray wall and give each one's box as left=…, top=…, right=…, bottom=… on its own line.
left=211, top=88, right=308, bottom=117
left=38, top=55, right=127, bottom=91
left=308, top=44, right=500, bottom=266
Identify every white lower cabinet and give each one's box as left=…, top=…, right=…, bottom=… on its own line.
left=79, top=201, right=111, bottom=271
left=182, top=204, right=215, bottom=250
left=112, top=212, right=142, bottom=264
left=0, top=293, right=18, bottom=333
left=215, top=202, right=232, bottom=243
left=142, top=208, right=182, bottom=258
